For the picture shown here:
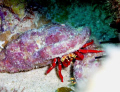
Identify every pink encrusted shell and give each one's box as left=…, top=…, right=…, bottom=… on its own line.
left=0, top=23, right=90, bottom=73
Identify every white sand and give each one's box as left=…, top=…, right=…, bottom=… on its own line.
left=0, top=66, right=73, bottom=92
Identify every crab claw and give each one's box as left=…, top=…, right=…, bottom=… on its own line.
left=74, top=51, right=84, bottom=60
left=62, top=59, right=72, bottom=67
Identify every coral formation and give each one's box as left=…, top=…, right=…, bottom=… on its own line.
left=3, top=0, right=26, bottom=18
left=0, top=6, right=36, bottom=49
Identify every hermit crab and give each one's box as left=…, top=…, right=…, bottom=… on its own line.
left=0, top=23, right=103, bottom=82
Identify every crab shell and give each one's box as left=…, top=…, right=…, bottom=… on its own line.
left=0, top=23, right=90, bottom=73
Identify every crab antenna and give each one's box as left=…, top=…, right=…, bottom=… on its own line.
left=46, top=58, right=57, bottom=74
left=57, top=57, right=63, bottom=82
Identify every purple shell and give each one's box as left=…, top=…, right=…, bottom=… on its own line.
left=0, top=23, right=90, bottom=73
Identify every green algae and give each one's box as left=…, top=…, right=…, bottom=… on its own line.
left=3, top=0, right=26, bottom=18
left=56, top=87, right=74, bottom=92
left=45, top=0, right=117, bottom=41
left=26, top=0, right=118, bottom=41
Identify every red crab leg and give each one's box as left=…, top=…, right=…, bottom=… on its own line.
left=74, top=51, right=84, bottom=60
left=57, top=57, right=63, bottom=82
left=82, top=40, right=94, bottom=48
left=79, top=49, right=104, bottom=53
left=46, top=58, right=57, bottom=74
left=62, top=59, right=71, bottom=67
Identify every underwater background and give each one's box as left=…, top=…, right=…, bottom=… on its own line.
left=26, top=0, right=118, bottom=41
left=0, top=0, right=120, bottom=92
left=0, top=0, right=118, bottom=41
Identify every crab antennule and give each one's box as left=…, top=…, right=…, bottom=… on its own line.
left=57, top=57, right=63, bottom=82
left=46, top=58, right=57, bottom=74
left=82, top=40, right=94, bottom=48
left=79, top=49, right=104, bottom=53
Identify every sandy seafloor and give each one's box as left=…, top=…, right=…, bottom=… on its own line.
left=0, top=65, right=74, bottom=92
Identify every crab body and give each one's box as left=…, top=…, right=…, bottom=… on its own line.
left=0, top=23, right=103, bottom=82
